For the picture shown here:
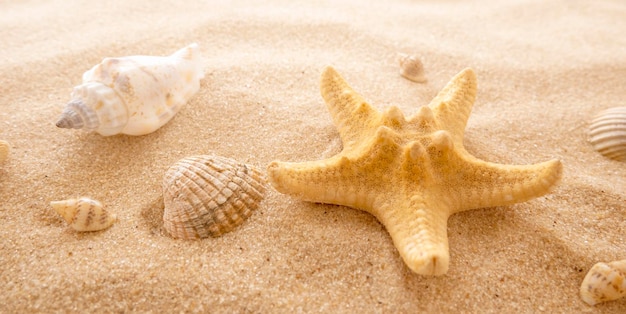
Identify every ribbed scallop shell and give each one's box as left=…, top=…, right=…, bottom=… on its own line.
left=588, top=106, right=626, bottom=161
left=0, top=140, right=8, bottom=163
left=580, top=260, right=626, bottom=305
left=163, top=155, right=266, bottom=239
left=50, top=197, right=116, bottom=232
left=398, top=53, right=426, bottom=83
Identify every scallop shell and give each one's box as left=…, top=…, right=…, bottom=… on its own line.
left=588, top=106, right=626, bottom=161
left=0, top=140, right=8, bottom=163
left=398, top=53, right=427, bottom=83
left=50, top=197, right=116, bottom=232
left=56, top=43, right=204, bottom=136
left=580, top=260, right=626, bottom=305
left=163, top=155, right=266, bottom=239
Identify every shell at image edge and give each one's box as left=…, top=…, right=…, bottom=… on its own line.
left=580, top=260, right=626, bottom=305
left=162, top=155, right=267, bottom=239
left=0, top=140, right=9, bottom=163
left=588, top=106, right=626, bottom=161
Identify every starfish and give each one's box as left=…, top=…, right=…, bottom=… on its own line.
left=267, top=66, right=562, bottom=276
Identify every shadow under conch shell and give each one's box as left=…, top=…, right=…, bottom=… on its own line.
left=50, top=197, right=116, bottom=232
left=162, top=155, right=267, bottom=239
left=588, top=106, right=626, bottom=162
left=55, top=43, right=204, bottom=136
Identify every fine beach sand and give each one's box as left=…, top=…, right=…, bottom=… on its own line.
left=1, top=0, right=625, bottom=312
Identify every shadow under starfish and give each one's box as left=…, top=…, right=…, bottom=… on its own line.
left=267, top=66, right=562, bottom=276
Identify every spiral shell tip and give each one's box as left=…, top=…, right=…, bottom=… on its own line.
left=55, top=109, right=84, bottom=129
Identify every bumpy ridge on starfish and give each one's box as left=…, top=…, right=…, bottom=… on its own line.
left=426, top=69, right=477, bottom=145
left=267, top=66, right=562, bottom=275
left=321, top=67, right=382, bottom=151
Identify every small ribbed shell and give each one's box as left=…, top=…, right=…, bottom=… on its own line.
left=163, top=155, right=266, bottom=239
left=398, top=53, right=426, bottom=83
left=588, top=106, right=626, bottom=161
left=580, top=260, right=626, bottom=305
left=0, top=140, right=8, bottom=163
left=50, top=197, right=116, bottom=232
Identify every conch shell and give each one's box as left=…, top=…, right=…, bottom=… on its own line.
left=588, top=106, right=626, bottom=161
left=56, top=43, right=204, bottom=136
left=163, top=155, right=266, bottom=239
left=50, top=197, right=116, bottom=232
left=0, top=140, right=8, bottom=163
left=398, top=53, right=426, bottom=83
left=580, top=259, right=626, bottom=305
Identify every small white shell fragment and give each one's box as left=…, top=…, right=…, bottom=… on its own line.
left=0, top=140, right=8, bottom=163
left=580, top=260, right=626, bottom=305
left=163, top=155, right=266, bottom=239
left=50, top=197, right=116, bottom=232
left=398, top=53, right=427, bottom=83
left=56, top=43, right=204, bottom=136
left=588, top=106, right=626, bottom=161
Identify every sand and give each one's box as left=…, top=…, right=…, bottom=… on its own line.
left=1, top=0, right=625, bottom=312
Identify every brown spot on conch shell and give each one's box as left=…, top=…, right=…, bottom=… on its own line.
left=588, top=106, right=626, bottom=161
left=580, top=260, right=626, bottom=305
left=50, top=197, right=116, bottom=232
left=162, top=155, right=266, bottom=239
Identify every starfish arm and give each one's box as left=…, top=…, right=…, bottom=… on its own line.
left=371, top=194, right=452, bottom=276
left=267, top=157, right=379, bottom=210
left=448, top=157, right=562, bottom=213
left=423, top=68, right=477, bottom=143
left=320, top=66, right=382, bottom=148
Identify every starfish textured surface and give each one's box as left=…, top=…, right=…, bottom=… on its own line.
left=267, top=66, right=562, bottom=276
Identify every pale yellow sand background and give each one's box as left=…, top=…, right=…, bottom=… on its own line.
left=1, top=0, right=625, bottom=312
